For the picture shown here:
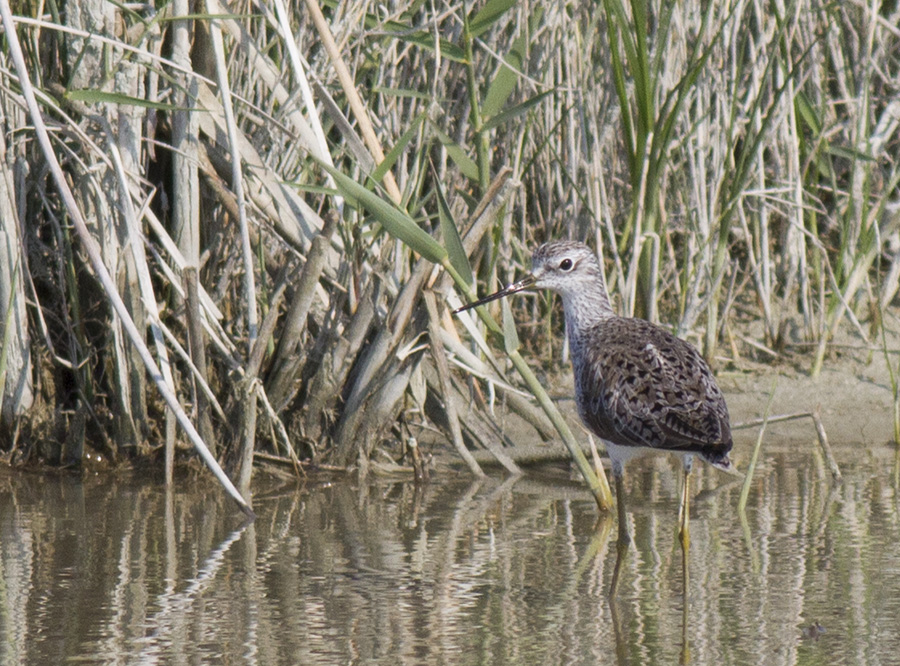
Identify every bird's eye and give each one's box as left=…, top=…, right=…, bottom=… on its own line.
left=559, top=258, right=574, bottom=271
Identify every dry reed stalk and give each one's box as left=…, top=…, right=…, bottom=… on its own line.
left=184, top=267, right=214, bottom=456
left=170, top=0, right=202, bottom=479
left=266, top=212, right=337, bottom=411
left=0, top=122, right=32, bottom=429
left=303, top=0, right=402, bottom=203
left=204, top=0, right=259, bottom=490
left=424, top=290, right=485, bottom=476
left=0, top=0, right=254, bottom=515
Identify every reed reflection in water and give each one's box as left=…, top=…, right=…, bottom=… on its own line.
left=1, top=442, right=899, bottom=665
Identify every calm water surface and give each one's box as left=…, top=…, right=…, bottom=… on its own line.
left=1, top=441, right=899, bottom=665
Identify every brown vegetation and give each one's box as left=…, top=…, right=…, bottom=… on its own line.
left=0, top=0, right=898, bottom=505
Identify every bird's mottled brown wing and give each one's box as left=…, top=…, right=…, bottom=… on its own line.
left=573, top=318, right=732, bottom=457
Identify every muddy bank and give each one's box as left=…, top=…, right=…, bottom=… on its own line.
left=721, top=357, right=897, bottom=450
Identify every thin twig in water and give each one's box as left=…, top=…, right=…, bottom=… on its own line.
left=739, top=381, right=777, bottom=514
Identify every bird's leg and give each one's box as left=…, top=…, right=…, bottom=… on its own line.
left=678, top=457, right=692, bottom=552
left=609, top=591, right=628, bottom=663
left=615, top=471, right=630, bottom=548
left=679, top=456, right=692, bottom=660
left=609, top=461, right=629, bottom=596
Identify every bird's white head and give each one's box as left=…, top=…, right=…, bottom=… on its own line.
left=453, top=240, right=613, bottom=321
left=528, top=241, right=614, bottom=322
left=530, top=241, right=605, bottom=293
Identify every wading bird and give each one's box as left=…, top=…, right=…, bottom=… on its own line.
left=454, top=241, right=735, bottom=592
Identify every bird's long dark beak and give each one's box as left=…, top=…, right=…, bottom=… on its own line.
left=452, top=274, right=537, bottom=314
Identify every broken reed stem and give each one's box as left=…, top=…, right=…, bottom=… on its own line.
left=738, top=397, right=841, bottom=514
left=424, top=291, right=485, bottom=477
left=254, top=380, right=304, bottom=476
left=739, top=382, right=776, bottom=514
left=735, top=409, right=841, bottom=482
left=587, top=432, right=604, bottom=481
left=811, top=405, right=841, bottom=483
left=265, top=212, right=337, bottom=410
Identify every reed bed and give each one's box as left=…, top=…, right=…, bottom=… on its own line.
left=0, top=0, right=898, bottom=505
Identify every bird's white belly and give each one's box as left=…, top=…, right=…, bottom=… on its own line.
left=603, top=440, right=694, bottom=476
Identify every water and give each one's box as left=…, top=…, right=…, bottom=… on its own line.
left=1, top=441, right=899, bottom=665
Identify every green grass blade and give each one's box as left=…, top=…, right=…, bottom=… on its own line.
left=322, top=163, right=447, bottom=264
left=795, top=89, right=822, bottom=134
left=481, top=47, right=522, bottom=122
left=482, top=90, right=552, bottom=132
left=825, top=145, right=876, bottom=162
left=468, top=0, right=516, bottom=38
left=481, top=6, right=543, bottom=120
left=432, top=125, right=480, bottom=182
left=371, top=112, right=426, bottom=185
left=628, top=0, right=652, bottom=135
left=432, top=163, right=473, bottom=287
left=382, top=27, right=467, bottom=62
left=602, top=0, right=636, bottom=172
left=501, top=298, right=520, bottom=354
